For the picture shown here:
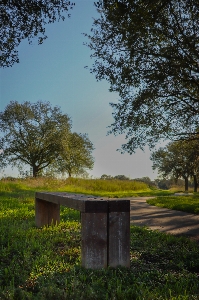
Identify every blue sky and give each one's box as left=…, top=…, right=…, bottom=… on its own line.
left=0, top=0, right=158, bottom=179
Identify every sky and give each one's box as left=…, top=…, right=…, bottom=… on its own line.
left=0, top=0, right=159, bottom=180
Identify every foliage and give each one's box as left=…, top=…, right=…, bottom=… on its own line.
left=0, top=101, right=72, bottom=177
left=85, top=0, right=199, bottom=152
left=154, top=177, right=186, bottom=190
left=1, top=0, right=75, bottom=67
left=0, top=101, right=94, bottom=178
left=53, top=132, right=94, bottom=177
left=151, top=140, right=199, bottom=192
left=1, top=180, right=199, bottom=299
left=100, top=174, right=113, bottom=180
left=101, top=174, right=130, bottom=180
left=134, top=176, right=157, bottom=187
left=147, top=195, right=199, bottom=214
left=114, top=174, right=130, bottom=180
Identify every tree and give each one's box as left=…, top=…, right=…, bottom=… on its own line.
left=53, top=132, right=94, bottom=177
left=151, top=140, right=199, bottom=192
left=86, top=0, right=199, bottom=153
left=134, top=177, right=156, bottom=187
left=154, top=178, right=185, bottom=190
left=1, top=0, right=75, bottom=67
left=114, top=174, right=129, bottom=180
left=100, top=174, right=113, bottom=180
left=0, top=100, right=71, bottom=177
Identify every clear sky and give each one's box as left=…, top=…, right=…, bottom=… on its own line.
left=0, top=0, right=159, bottom=180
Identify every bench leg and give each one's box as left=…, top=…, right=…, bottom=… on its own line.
left=81, top=212, right=107, bottom=269
left=35, top=198, right=60, bottom=227
left=108, top=211, right=130, bottom=267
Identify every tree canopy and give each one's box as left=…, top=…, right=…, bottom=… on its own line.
left=151, top=140, right=199, bottom=191
left=53, top=132, right=95, bottom=177
left=0, top=101, right=94, bottom=177
left=86, top=0, right=199, bottom=153
left=100, top=174, right=130, bottom=180
left=1, top=0, right=75, bottom=67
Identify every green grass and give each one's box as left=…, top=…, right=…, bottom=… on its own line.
left=147, top=195, right=199, bottom=214
left=0, top=177, right=172, bottom=197
left=1, top=178, right=199, bottom=299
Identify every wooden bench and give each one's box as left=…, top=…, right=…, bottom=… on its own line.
left=35, top=192, right=130, bottom=269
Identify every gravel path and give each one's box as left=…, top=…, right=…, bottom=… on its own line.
left=129, top=197, right=199, bottom=241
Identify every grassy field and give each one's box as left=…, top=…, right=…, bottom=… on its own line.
left=1, top=178, right=199, bottom=299
left=0, top=177, right=173, bottom=197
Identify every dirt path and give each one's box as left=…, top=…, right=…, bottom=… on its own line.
left=129, top=197, right=199, bottom=241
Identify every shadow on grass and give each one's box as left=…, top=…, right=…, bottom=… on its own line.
left=2, top=226, right=199, bottom=300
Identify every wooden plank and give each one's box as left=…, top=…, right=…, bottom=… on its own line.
left=108, top=199, right=130, bottom=212
left=35, top=192, right=107, bottom=213
left=35, top=192, right=84, bottom=211
left=108, top=200, right=130, bottom=268
left=35, top=198, right=60, bottom=227
left=81, top=212, right=108, bottom=269
left=108, top=211, right=130, bottom=268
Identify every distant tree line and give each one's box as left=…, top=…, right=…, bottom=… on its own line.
left=100, top=175, right=157, bottom=187
left=0, top=101, right=94, bottom=178
left=101, top=167, right=199, bottom=192
left=100, top=174, right=130, bottom=181
left=154, top=178, right=194, bottom=191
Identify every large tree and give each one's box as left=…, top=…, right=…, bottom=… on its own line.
left=151, top=140, right=199, bottom=192
left=0, top=100, right=72, bottom=177
left=1, top=0, right=75, bottom=67
left=53, top=132, right=94, bottom=177
left=86, top=0, right=199, bottom=153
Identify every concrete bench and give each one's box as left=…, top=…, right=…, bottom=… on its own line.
left=35, top=192, right=130, bottom=269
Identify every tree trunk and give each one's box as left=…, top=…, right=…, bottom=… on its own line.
left=193, top=174, right=198, bottom=193
left=184, top=177, right=189, bottom=192
left=33, top=165, right=39, bottom=177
